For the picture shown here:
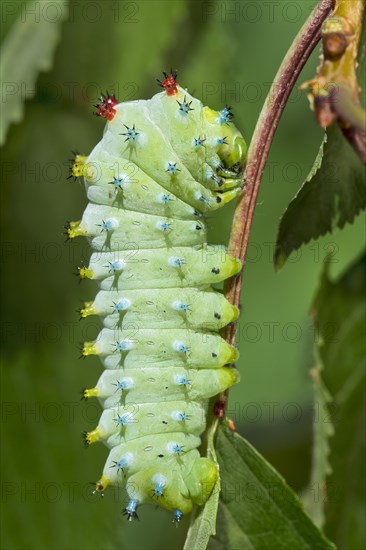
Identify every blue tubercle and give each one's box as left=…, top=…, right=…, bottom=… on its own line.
left=176, top=302, right=190, bottom=311
left=112, top=300, right=129, bottom=312
left=177, top=96, right=193, bottom=115
left=111, top=458, right=128, bottom=473
left=123, top=499, right=139, bottom=521
left=109, top=176, right=126, bottom=190
left=108, top=260, right=124, bottom=273
left=109, top=178, right=123, bottom=191
left=160, top=193, right=171, bottom=203
left=173, top=509, right=183, bottom=523
left=153, top=481, right=165, bottom=497
left=121, top=124, right=139, bottom=142
left=176, top=343, right=189, bottom=354
left=175, top=375, right=191, bottom=387
left=217, top=105, right=233, bottom=124
left=100, top=219, right=113, bottom=232
left=172, top=443, right=184, bottom=455
left=115, top=340, right=129, bottom=352
left=113, top=379, right=130, bottom=391
left=166, top=162, right=179, bottom=174
left=115, top=413, right=131, bottom=426
left=210, top=174, right=223, bottom=186
left=169, top=257, right=185, bottom=267
left=157, top=221, right=171, bottom=232
left=193, top=136, right=205, bottom=147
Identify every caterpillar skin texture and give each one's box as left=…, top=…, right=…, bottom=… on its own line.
left=69, top=74, right=246, bottom=522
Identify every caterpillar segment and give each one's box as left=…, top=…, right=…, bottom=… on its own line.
left=77, top=246, right=241, bottom=291
left=79, top=288, right=239, bottom=330
left=80, top=328, right=239, bottom=370
left=69, top=71, right=246, bottom=521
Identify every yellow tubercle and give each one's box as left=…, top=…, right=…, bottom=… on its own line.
left=67, top=221, right=88, bottom=239
left=70, top=154, right=88, bottom=178
left=83, top=342, right=97, bottom=357
left=85, top=427, right=103, bottom=445
left=80, top=302, right=96, bottom=318
left=95, top=475, right=110, bottom=493
left=79, top=266, right=94, bottom=279
left=83, top=387, right=99, bottom=399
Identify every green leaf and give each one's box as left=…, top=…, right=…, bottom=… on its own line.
left=274, top=124, right=366, bottom=270
left=183, top=478, right=220, bottom=550
left=184, top=412, right=221, bottom=550
left=302, top=351, right=334, bottom=528
left=308, top=252, right=366, bottom=549
left=0, top=0, right=68, bottom=145
left=208, top=424, right=335, bottom=550
left=275, top=13, right=366, bottom=272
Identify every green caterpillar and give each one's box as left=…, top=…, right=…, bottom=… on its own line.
left=68, top=71, right=246, bottom=522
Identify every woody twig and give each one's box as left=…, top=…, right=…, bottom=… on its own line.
left=302, top=0, right=366, bottom=162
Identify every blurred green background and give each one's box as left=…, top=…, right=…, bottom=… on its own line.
left=1, top=1, right=364, bottom=549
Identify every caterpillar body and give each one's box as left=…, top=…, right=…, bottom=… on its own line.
left=68, top=72, right=246, bottom=522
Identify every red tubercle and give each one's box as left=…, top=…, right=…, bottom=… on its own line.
left=227, top=418, right=236, bottom=432
left=214, top=400, right=237, bottom=430
left=94, top=93, right=119, bottom=121
left=157, top=70, right=179, bottom=96
left=214, top=399, right=226, bottom=418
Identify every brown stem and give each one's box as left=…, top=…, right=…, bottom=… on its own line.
left=224, top=0, right=335, bottom=347
left=195, top=0, right=335, bottom=530
left=205, top=0, right=335, bottom=436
